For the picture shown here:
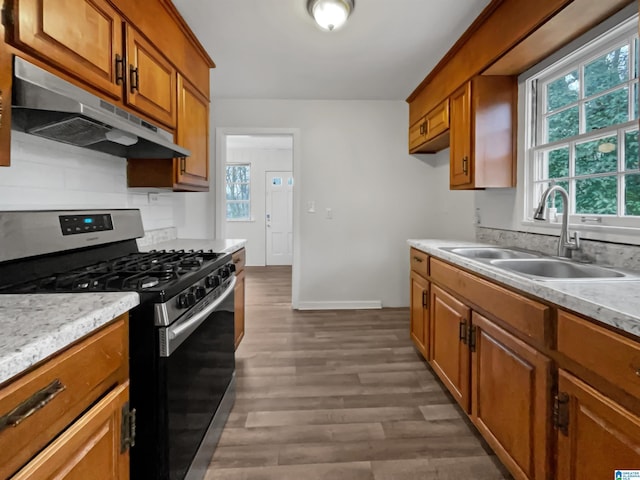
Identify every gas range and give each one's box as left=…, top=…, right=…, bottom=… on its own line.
left=0, top=209, right=237, bottom=480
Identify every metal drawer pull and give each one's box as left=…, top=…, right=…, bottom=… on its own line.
left=413, top=256, right=423, bottom=263
left=0, top=379, right=66, bottom=432
left=115, top=54, right=125, bottom=85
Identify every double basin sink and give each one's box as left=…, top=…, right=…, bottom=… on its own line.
left=440, top=246, right=637, bottom=281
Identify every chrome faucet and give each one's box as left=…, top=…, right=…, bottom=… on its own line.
left=534, top=185, right=580, bottom=258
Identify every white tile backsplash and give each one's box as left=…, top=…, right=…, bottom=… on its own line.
left=0, top=132, right=177, bottom=231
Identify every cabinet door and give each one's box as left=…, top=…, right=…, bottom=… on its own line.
left=14, top=0, right=124, bottom=100
left=449, top=82, right=472, bottom=188
left=409, top=116, right=427, bottom=151
left=557, top=369, right=640, bottom=480
left=12, top=382, right=130, bottom=480
left=409, top=271, right=429, bottom=359
left=125, top=24, right=176, bottom=129
left=425, top=99, right=449, bottom=141
left=0, top=25, right=11, bottom=166
left=234, top=268, right=246, bottom=350
left=430, top=284, right=470, bottom=412
left=175, top=74, right=209, bottom=189
left=471, top=312, right=551, bottom=480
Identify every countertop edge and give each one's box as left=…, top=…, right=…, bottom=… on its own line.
left=408, top=239, right=640, bottom=338
left=0, top=292, right=139, bottom=386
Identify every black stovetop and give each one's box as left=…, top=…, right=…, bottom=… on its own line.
left=0, top=244, right=227, bottom=301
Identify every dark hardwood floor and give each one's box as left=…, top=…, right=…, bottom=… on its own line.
left=205, top=266, right=511, bottom=480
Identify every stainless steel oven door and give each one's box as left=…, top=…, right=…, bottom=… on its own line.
left=157, top=278, right=236, bottom=480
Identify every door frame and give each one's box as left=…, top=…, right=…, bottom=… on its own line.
left=215, top=127, right=302, bottom=308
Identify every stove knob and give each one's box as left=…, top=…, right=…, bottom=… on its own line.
left=177, top=293, right=189, bottom=309
left=185, top=292, right=196, bottom=307
left=220, top=266, right=230, bottom=279
left=228, top=263, right=236, bottom=273
left=194, top=286, right=207, bottom=299
left=206, top=275, right=221, bottom=288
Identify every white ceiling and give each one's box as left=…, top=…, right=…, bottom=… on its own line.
left=172, top=0, right=491, bottom=101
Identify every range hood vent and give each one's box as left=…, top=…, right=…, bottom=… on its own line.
left=12, top=57, right=190, bottom=159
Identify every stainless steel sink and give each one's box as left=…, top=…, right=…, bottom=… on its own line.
left=442, top=246, right=540, bottom=260
left=490, top=258, right=632, bottom=280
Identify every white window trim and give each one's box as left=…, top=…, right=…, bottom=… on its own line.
left=225, top=163, right=252, bottom=221
left=520, top=13, right=640, bottom=241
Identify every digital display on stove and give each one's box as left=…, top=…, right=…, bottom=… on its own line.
left=60, top=214, right=113, bottom=235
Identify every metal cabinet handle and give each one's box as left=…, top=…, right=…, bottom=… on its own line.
left=179, top=157, right=186, bottom=174
left=0, top=379, right=66, bottom=433
left=459, top=321, right=467, bottom=343
left=129, top=65, right=139, bottom=93
left=462, top=156, right=469, bottom=176
left=115, top=54, right=125, bottom=85
left=413, top=256, right=423, bottom=263
left=422, top=290, right=428, bottom=309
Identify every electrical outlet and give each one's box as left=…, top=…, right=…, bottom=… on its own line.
left=325, top=208, right=333, bottom=220
left=148, top=193, right=159, bottom=204
left=307, top=201, right=316, bottom=213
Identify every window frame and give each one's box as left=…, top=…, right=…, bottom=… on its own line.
left=225, top=163, right=252, bottom=221
left=524, top=15, right=639, bottom=231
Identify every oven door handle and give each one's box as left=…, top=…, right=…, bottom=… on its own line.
left=161, top=277, right=236, bottom=357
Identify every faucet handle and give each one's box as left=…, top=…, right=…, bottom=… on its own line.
left=568, top=231, right=580, bottom=250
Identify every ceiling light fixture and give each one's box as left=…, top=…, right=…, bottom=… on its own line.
left=307, top=0, right=354, bottom=31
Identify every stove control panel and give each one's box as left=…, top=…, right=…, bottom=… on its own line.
left=60, top=214, right=113, bottom=236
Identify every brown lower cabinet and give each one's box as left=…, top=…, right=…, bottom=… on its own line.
left=430, top=284, right=470, bottom=412
left=233, top=248, right=246, bottom=350
left=557, top=369, right=640, bottom=479
left=409, top=249, right=640, bottom=480
left=0, top=314, right=131, bottom=479
left=471, top=312, right=551, bottom=480
left=409, top=269, right=429, bottom=358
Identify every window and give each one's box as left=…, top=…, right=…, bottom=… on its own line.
left=226, top=164, right=251, bottom=220
left=526, top=16, right=639, bottom=229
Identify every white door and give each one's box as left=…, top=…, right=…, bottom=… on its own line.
left=265, top=171, right=293, bottom=265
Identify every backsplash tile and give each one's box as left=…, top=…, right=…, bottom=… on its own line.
left=476, top=226, right=640, bottom=271
left=0, top=132, right=177, bottom=231
left=136, top=227, right=178, bottom=247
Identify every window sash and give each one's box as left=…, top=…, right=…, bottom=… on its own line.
left=526, top=16, right=640, bottom=229
left=225, top=164, right=251, bottom=220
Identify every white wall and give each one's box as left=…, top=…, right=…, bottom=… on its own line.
left=210, top=99, right=477, bottom=308
left=224, top=145, right=293, bottom=266
left=0, top=132, right=177, bottom=231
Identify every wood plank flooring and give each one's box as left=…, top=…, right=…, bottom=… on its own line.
left=205, top=266, right=512, bottom=480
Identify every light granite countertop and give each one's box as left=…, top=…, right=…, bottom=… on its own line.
left=0, top=292, right=139, bottom=385
left=409, top=239, right=640, bottom=338
left=138, top=238, right=246, bottom=255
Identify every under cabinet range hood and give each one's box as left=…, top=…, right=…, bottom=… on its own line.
left=11, top=57, right=190, bottom=159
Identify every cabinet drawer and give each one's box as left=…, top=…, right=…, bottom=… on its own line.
left=430, top=258, right=550, bottom=344
left=232, top=248, right=246, bottom=273
left=426, top=99, right=449, bottom=141
left=557, top=310, right=640, bottom=399
left=0, top=316, right=128, bottom=479
left=410, top=248, right=428, bottom=277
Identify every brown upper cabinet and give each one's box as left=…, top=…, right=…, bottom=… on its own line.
left=125, top=24, right=177, bottom=129
left=407, top=0, right=635, bottom=189
left=7, top=0, right=215, bottom=190
left=12, top=0, right=125, bottom=101
left=449, top=76, right=516, bottom=190
left=127, top=73, right=209, bottom=191
left=12, top=0, right=177, bottom=129
left=409, top=99, right=450, bottom=154
left=0, top=19, right=12, bottom=167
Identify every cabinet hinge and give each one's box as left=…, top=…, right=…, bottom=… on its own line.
left=468, top=325, right=477, bottom=352
left=120, top=402, right=137, bottom=453
left=2, top=2, right=14, bottom=27
left=553, top=392, right=569, bottom=436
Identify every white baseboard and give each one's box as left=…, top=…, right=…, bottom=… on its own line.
left=296, top=300, right=382, bottom=310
